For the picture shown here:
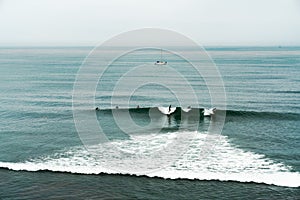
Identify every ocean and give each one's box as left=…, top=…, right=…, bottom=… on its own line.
left=0, top=46, right=299, bottom=199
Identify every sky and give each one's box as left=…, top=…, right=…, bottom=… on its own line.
left=0, top=0, right=300, bottom=46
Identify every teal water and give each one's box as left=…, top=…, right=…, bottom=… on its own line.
left=0, top=47, right=299, bottom=199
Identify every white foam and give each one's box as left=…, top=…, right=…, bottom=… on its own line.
left=158, top=106, right=176, bottom=115
left=203, top=108, right=216, bottom=116
left=182, top=107, right=192, bottom=112
left=0, top=131, right=299, bottom=188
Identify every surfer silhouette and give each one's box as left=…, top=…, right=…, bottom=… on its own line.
left=168, top=105, right=171, bottom=112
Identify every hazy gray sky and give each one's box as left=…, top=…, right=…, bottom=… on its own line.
left=0, top=0, right=300, bottom=46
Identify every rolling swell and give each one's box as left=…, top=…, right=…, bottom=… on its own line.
left=96, top=107, right=300, bottom=121
left=224, top=110, right=300, bottom=121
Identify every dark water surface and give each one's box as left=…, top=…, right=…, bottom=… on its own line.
left=0, top=46, right=299, bottom=199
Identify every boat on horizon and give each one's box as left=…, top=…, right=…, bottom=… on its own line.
left=154, top=49, right=167, bottom=65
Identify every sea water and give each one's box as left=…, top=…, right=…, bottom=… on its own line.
left=0, top=46, right=299, bottom=199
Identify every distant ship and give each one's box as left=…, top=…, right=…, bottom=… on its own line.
left=155, top=49, right=167, bottom=65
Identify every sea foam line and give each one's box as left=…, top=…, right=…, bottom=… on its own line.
left=0, top=132, right=299, bottom=188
